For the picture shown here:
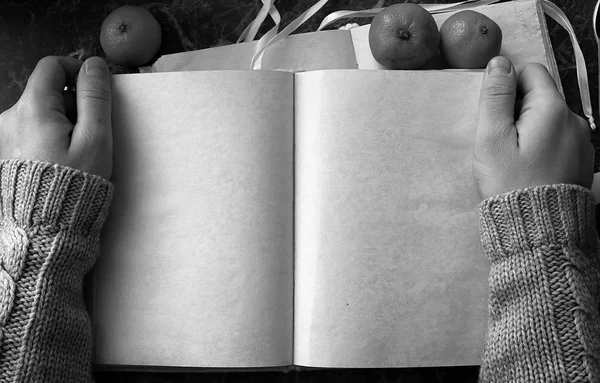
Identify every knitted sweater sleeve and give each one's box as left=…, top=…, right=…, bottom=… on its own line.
left=478, top=183, right=600, bottom=382
left=0, top=159, right=114, bottom=382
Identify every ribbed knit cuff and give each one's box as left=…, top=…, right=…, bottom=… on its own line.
left=478, top=183, right=597, bottom=261
left=0, top=159, right=114, bottom=237
left=0, top=159, right=114, bottom=382
left=478, top=183, right=600, bottom=382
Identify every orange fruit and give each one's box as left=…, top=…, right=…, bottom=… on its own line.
left=368, top=4, right=440, bottom=70
left=100, top=5, right=162, bottom=67
left=439, top=10, right=502, bottom=69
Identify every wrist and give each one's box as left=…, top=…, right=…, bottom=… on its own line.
left=478, top=183, right=597, bottom=261
left=0, top=158, right=114, bottom=237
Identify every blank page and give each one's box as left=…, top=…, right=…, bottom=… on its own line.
left=93, top=70, right=294, bottom=368
left=294, top=69, right=489, bottom=367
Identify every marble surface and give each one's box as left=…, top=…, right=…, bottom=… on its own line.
left=0, top=0, right=599, bottom=382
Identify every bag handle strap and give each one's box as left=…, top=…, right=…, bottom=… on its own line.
left=316, top=0, right=500, bottom=31
left=540, top=0, right=600, bottom=202
left=236, top=0, right=281, bottom=44
left=541, top=0, right=595, bottom=131
left=249, top=0, right=510, bottom=69
left=250, top=0, right=329, bottom=70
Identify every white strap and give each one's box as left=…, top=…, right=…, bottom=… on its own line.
left=251, top=0, right=329, bottom=69
left=541, top=0, right=596, bottom=131
left=251, top=0, right=504, bottom=69
left=317, top=0, right=501, bottom=31
left=236, top=0, right=281, bottom=43
left=542, top=0, right=598, bottom=202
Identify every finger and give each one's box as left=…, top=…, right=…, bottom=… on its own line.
left=72, top=57, right=112, bottom=153
left=517, top=62, right=561, bottom=102
left=514, top=64, right=567, bottom=149
left=476, top=56, right=519, bottom=150
left=24, top=56, right=82, bottom=98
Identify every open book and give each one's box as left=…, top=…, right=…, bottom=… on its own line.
left=91, top=0, right=567, bottom=372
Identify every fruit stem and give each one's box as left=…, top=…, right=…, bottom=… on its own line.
left=118, top=23, right=128, bottom=33
left=480, top=25, right=488, bottom=34
left=397, top=29, right=411, bottom=40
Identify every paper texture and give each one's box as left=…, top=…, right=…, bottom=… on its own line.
left=149, top=30, right=357, bottom=73
left=294, top=69, right=489, bottom=367
left=92, top=0, right=563, bottom=369
left=93, top=70, right=295, bottom=367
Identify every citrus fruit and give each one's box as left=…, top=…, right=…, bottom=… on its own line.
left=368, top=4, right=440, bottom=70
left=100, top=5, right=162, bottom=67
left=439, top=10, right=502, bottom=69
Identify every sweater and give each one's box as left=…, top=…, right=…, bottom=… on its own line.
left=478, top=182, right=600, bottom=382
left=0, top=159, right=113, bottom=382
left=0, top=158, right=598, bottom=382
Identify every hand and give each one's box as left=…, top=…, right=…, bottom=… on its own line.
left=0, top=56, right=113, bottom=181
left=473, top=56, right=594, bottom=200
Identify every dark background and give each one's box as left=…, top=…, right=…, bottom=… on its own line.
left=1, top=0, right=599, bottom=381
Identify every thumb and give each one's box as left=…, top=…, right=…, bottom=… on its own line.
left=476, top=56, right=518, bottom=148
left=73, top=56, right=112, bottom=150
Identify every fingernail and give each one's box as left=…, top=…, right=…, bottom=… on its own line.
left=85, top=57, right=108, bottom=78
left=487, top=56, right=512, bottom=75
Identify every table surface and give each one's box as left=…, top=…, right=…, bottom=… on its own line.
left=1, top=0, right=599, bottom=382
